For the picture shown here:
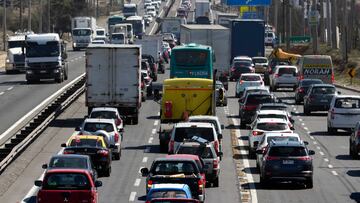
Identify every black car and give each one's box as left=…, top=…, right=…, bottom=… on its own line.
left=239, top=92, right=277, bottom=129
left=142, top=54, right=159, bottom=79
left=229, top=61, right=254, bottom=81
left=258, top=140, right=315, bottom=188
left=294, top=79, right=323, bottom=104
left=42, top=154, right=98, bottom=181
left=264, top=58, right=291, bottom=85
left=303, top=84, right=338, bottom=115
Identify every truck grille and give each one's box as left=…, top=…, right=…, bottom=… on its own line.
left=28, top=62, right=59, bottom=68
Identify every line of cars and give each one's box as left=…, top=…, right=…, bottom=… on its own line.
left=141, top=115, right=225, bottom=202
left=33, top=107, right=126, bottom=202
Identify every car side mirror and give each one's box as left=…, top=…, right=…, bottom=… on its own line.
left=42, top=164, right=48, bottom=169
left=221, top=124, right=224, bottom=130
left=304, top=141, right=309, bottom=145
left=34, top=180, right=43, bottom=187
left=218, top=134, right=223, bottom=139
left=140, top=167, right=149, bottom=177
left=308, top=150, right=315, bottom=155
left=61, top=143, right=66, bottom=147
left=75, top=126, right=81, bottom=131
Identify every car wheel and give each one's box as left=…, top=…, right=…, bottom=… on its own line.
left=114, top=152, right=120, bottom=160
left=327, top=125, right=336, bottom=134
left=132, top=116, right=139, bottom=125
left=304, top=106, right=311, bottom=115
left=305, top=177, right=313, bottom=189
left=295, top=98, right=301, bottom=105
left=260, top=175, right=268, bottom=188
left=160, top=139, right=168, bottom=153
left=103, top=167, right=111, bottom=177
left=213, top=176, right=219, bottom=187
left=240, top=119, right=246, bottom=129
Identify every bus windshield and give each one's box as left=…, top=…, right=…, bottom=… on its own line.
left=173, top=50, right=208, bottom=66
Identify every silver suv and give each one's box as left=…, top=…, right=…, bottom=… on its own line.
left=270, top=65, right=299, bottom=91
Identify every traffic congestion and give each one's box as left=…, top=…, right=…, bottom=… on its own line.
left=0, top=0, right=360, bottom=203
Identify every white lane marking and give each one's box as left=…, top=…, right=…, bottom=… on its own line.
left=296, top=111, right=299, bottom=114
left=310, top=136, right=315, bottom=140
left=324, top=158, right=329, bottom=162
left=319, top=151, right=325, bottom=156
left=148, top=137, right=153, bottom=144
left=332, top=171, right=338, bottom=176
left=129, top=192, right=137, bottom=201
left=233, top=118, right=258, bottom=203
left=299, top=118, right=303, bottom=122
left=301, top=123, right=305, bottom=126
left=316, top=146, right=321, bottom=150
left=7, top=86, right=13, bottom=91
left=145, top=147, right=150, bottom=153
left=313, top=141, right=317, bottom=145
left=0, top=92, right=4, bottom=95
left=240, top=149, right=248, bottom=155
left=152, top=128, right=157, bottom=134
left=328, top=164, right=333, bottom=169
left=293, top=108, right=296, bottom=111
left=142, top=157, right=148, bottom=163
left=307, top=131, right=311, bottom=134
left=154, top=120, right=159, bottom=126
left=157, top=112, right=160, bottom=116
left=304, top=127, right=308, bottom=130
left=134, top=178, right=141, bottom=187
left=0, top=74, right=86, bottom=141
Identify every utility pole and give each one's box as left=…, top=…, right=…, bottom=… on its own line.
left=274, top=0, right=278, bottom=33
left=3, top=0, right=7, bottom=51
left=39, top=0, right=43, bottom=33
left=286, top=0, right=291, bottom=51
left=331, top=0, right=337, bottom=49
left=28, top=0, right=32, bottom=31
left=282, top=0, right=286, bottom=45
left=48, top=0, right=51, bottom=33
left=311, top=0, right=319, bottom=54
left=326, top=0, right=331, bottom=46
left=20, top=0, right=23, bottom=31
left=96, top=0, right=99, bottom=18
left=319, top=0, right=326, bottom=43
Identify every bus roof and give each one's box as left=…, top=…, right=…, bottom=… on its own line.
left=126, top=16, right=143, bottom=21
left=172, top=43, right=212, bottom=51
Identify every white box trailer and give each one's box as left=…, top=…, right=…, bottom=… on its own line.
left=135, top=35, right=161, bottom=59
left=86, top=44, right=141, bottom=124
left=180, top=24, right=231, bottom=74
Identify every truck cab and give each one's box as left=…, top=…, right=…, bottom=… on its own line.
left=25, top=33, right=68, bottom=83
left=71, top=17, right=97, bottom=51
left=5, top=33, right=27, bottom=74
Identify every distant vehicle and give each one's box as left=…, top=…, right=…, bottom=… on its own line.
left=143, top=14, right=153, bottom=26
left=126, top=16, right=145, bottom=39
left=111, top=33, right=126, bottom=44
left=255, top=102, right=293, bottom=124
left=251, top=110, right=294, bottom=129
left=215, top=81, right=227, bottom=106
left=258, top=140, right=315, bottom=188
left=238, top=86, right=270, bottom=104
left=195, top=0, right=210, bottom=20
left=265, top=58, right=291, bottom=85
left=89, top=107, right=125, bottom=137
left=170, top=43, right=214, bottom=79
left=230, top=61, right=255, bottom=82
left=303, top=84, right=338, bottom=115
left=144, top=0, right=152, bottom=9
left=141, top=70, right=153, bottom=96
left=35, top=169, right=102, bottom=203
left=265, top=31, right=276, bottom=47
left=216, top=12, right=238, bottom=28
left=146, top=6, right=157, bottom=17
left=235, top=73, right=264, bottom=98
left=296, top=55, right=334, bottom=84
left=71, top=16, right=97, bottom=51
left=161, top=17, right=184, bottom=41
left=188, top=115, right=224, bottom=142
left=252, top=56, right=268, bottom=75
left=294, top=79, right=323, bottom=104
left=232, top=55, right=253, bottom=65
left=349, top=121, right=360, bottom=159
left=42, top=154, right=98, bottom=181
left=270, top=65, right=299, bottom=91
left=91, top=40, right=106, bottom=44
left=150, top=198, right=200, bottom=203
left=123, top=3, right=138, bottom=17
left=195, top=16, right=211, bottom=24
left=327, top=95, right=360, bottom=133
left=107, top=15, right=126, bottom=31
left=177, top=7, right=188, bottom=18
left=5, top=33, right=27, bottom=73
left=162, top=33, right=177, bottom=48
left=248, top=118, right=293, bottom=156
left=95, top=27, right=106, bottom=39
left=146, top=184, right=193, bottom=202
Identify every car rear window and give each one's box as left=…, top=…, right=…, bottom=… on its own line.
left=266, top=136, right=299, bottom=143
left=260, top=106, right=287, bottom=111
left=84, top=122, right=114, bottom=133
left=311, top=87, right=335, bottom=94
left=268, top=146, right=307, bottom=157
left=253, top=58, right=268, bottom=64
left=256, top=122, right=288, bottom=131
left=335, top=98, right=360, bottom=108
left=258, top=114, right=287, bottom=120
left=234, top=61, right=252, bottom=67
left=301, top=80, right=323, bottom=86
left=153, top=161, right=197, bottom=175
left=177, top=146, right=215, bottom=159
left=235, top=67, right=253, bottom=73
left=278, top=67, right=296, bottom=76
left=43, top=173, right=90, bottom=190
left=90, top=111, right=117, bottom=119
left=150, top=190, right=188, bottom=199
left=241, top=75, right=261, bottom=81
left=188, top=120, right=219, bottom=133
left=246, top=95, right=273, bottom=105
left=49, top=157, right=88, bottom=169
left=174, top=127, right=214, bottom=142
left=69, top=138, right=103, bottom=147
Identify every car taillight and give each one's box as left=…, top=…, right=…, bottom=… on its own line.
left=331, top=72, right=335, bottom=83
left=97, top=149, right=109, bottom=156
left=164, top=101, right=173, bottom=118
left=146, top=201, right=150, bottom=203
left=275, top=74, right=279, bottom=78
left=147, top=180, right=153, bottom=189
left=198, top=179, right=204, bottom=192
left=63, top=150, right=74, bottom=154
left=297, top=156, right=312, bottom=161
left=268, top=67, right=272, bottom=74
left=330, top=108, right=335, bottom=119
left=243, top=105, right=257, bottom=111
left=141, top=81, right=145, bottom=89
left=169, top=140, right=174, bottom=153
left=114, top=133, right=119, bottom=143
left=214, top=140, right=219, bottom=153
left=298, top=87, right=304, bottom=93
left=231, top=67, right=235, bottom=72
left=252, top=131, right=264, bottom=136
left=116, top=118, right=122, bottom=126
left=213, top=159, right=219, bottom=169
left=91, top=190, right=96, bottom=203
left=266, top=156, right=280, bottom=161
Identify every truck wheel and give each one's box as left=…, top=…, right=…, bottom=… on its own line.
left=114, top=152, right=121, bottom=160
left=213, top=176, right=219, bottom=187
left=132, top=116, right=139, bottom=125
left=305, top=177, right=313, bottom=189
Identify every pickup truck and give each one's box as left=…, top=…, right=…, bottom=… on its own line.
left=141, top=156, right=206, bottom=202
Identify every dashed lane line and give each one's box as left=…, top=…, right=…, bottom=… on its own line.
left=129, top=192, right=137, bottom=202
left=148, top=137, right=153, bottom=144
left=152, top=128, right=157, bottom=134
left=324, top=158, right=329, bottom=162
left=134, top=178, right=141, bottom=187
left=313, top=141, right=317, bottom=145
left=7, top=86, right=13, bottom=91
left=0, top=92, right=4, bottom=95
left=332, top=171, right=338, bottom=176
left=154, top=120, right=159, bottom=126
left=316, top=146, right=321, bottom=150
left=328, top=164, right=334, bottom=169
left=142, top=157, right=148, bottom=163
left=319, top=151, right=325, bottom=156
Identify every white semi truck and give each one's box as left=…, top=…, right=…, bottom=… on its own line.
left=71, top=16, right=97, bottom=51
left=24, top=33, right=68, bottom=83
left=5, top=33, right=27, bottom=74
left=85, top=44, right=142, bottom=124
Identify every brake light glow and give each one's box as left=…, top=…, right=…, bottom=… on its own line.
left=198, top=179, right=204, bottom=192
left=243, top=105, right=257, bottom=111
left=147, top=180, right=153, bottom=189
left=63, top=150, right=74, bottom=154
left=298, top=87, right=304, bottom=93
left=114, top=133, right=119, bottom=143
left=252, top=131, right=264, bottom=136
left=331, top=72, right=335, bottom=83
left=297, top=156, right=312, bottom=161
left=97, top=149, right=109, bottom=156
left=266, top=156, right=280, bottom=161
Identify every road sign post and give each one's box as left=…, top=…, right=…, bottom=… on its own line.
left=348, top=67, right=356, bottom=85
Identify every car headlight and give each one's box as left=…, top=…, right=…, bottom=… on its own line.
left=26, top=70, right=33, bottom=74
left=53, top=69, right=60, bottom=73
left=73, top=43, right=76, bottom=46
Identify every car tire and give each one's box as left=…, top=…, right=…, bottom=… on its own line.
left=103, top=167, right=111, bottom=177
left=213, top=176, right=219, bottom=187
left=327, top=125, right=336, bottom=134
left=305, top=177, right=313, bottom=189
left=240, top=119, right=246, bottom=129
left=295, top=98, right=301, bottom=105
left=114, top=152, right=120, bottom=160
left=260, top=175, right=268, bottom=188
left=132, top=116, right=139, bottom=125
left=304, top=106, right=311, bottom=115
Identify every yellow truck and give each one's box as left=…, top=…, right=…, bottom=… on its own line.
left=157, top=78, right=215, bottom=152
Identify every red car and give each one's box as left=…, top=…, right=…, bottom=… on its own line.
left=35, top=169, right=102, bottom=203
left=151, top=198, right=200, bottom=203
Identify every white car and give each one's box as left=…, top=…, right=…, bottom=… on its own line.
left=146, top=6, right=157, bottom=17
left=256, top=132, right=300, bottom=169
left=327, top=95, right=360, bottom=133
left=232, top=56, right=254, bottom=66
left=265, top=31, right=276, bottom=47
left=89, top=107, right=124, bottom=135
left=270, top=65, right=299, bottom=91
left=252, top=57, right=268, bottom=75
left=251, top=110, right=295, bottom=130
left=79, top=118, right=122, bottom=160
left=168, top=122, right=220, bottom=154
left=248, top=118, right=293, bottom=156
left=144, top=0, right=152, bottom=8
left=188, top=115, right=224, bottom=139
left=235, top=73, right=264, bottom=98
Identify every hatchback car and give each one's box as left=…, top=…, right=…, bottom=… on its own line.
left=188, top=115, right=224, bottom=141
left=251, top=110, right=295, bottom=130
left=327, top=95, right=360, bottom=133
left=349, top=121, right=360, bottom=159
left=252, top=56, right=268, bottom=75
left=229, top=61, right=255, bottom=81
left=89, top=107, right=124, bottom=136
left=258, top=140, right=315, bottom=188
left=248, top=118, right=293, bottom=155
left=264, top=58, right=291, bottom=85
left=294, top=79, right=323, bottom=104
left=270, top=65, right=298, bottom=91
left=215, top=81, right=227, bottom=106
left=232, top=56, right=253, bottom=65
left=303, top=84, right=338, bottom=115
left=265, top=31, right=276, bottom=47
left=146, top=184, right=193, bottom=202
left=235, top=73, right=264, bottom=98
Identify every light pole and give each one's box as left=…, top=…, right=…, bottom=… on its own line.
left=3, top=0, right=6, bottom=51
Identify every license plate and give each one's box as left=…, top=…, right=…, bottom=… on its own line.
left=282, top=160, right=294, bottom=165
left=40, top=70, right=47, bottom=73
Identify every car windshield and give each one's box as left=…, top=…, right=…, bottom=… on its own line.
left=253, top=58, right=267, bottom=64
left=90, top=111, right=117, bottom=119
left=335, top=98, right=360, bottom=108
left=241, top=75, right=261, bottom=81
left=153, top=161, right=196, bottom=175
left=245, top=89, right=268, bottom=96
left=311, top=87, right=335, bottom=94
left=150, top=190, right=188, bottom=199
left=112, top=34, right=124, bottom=40
left=256, top=122, right=288, bottom=131
left=69, top=138, right=103, bottom=147
left=177, top=146, right=215, bottom=159
left=174, top=127, right=214, bottom=142
left=96, top=30, right=105, bottom=36
left=268, top=146, right=307, bottom=157
left=301, top=80, right=323, bottom=86
left=26, top=41, right=60, bottom=57
left=49, top=157, right=88, bottom=169
left=258, top=114, right=287, bottom=120
left=83, top=123, right=114, bottom=133
left=43, top=173, right=90, bottom=190
left=247, top=95, right=273, bottom=104
left=260, top=105, right=287, bottom=111
left=266, top=136, right=299, bottom=143
left=235, top=67, right=253, bottom=73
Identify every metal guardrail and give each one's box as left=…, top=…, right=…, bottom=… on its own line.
left=0, top=74, right=86, bottom=174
